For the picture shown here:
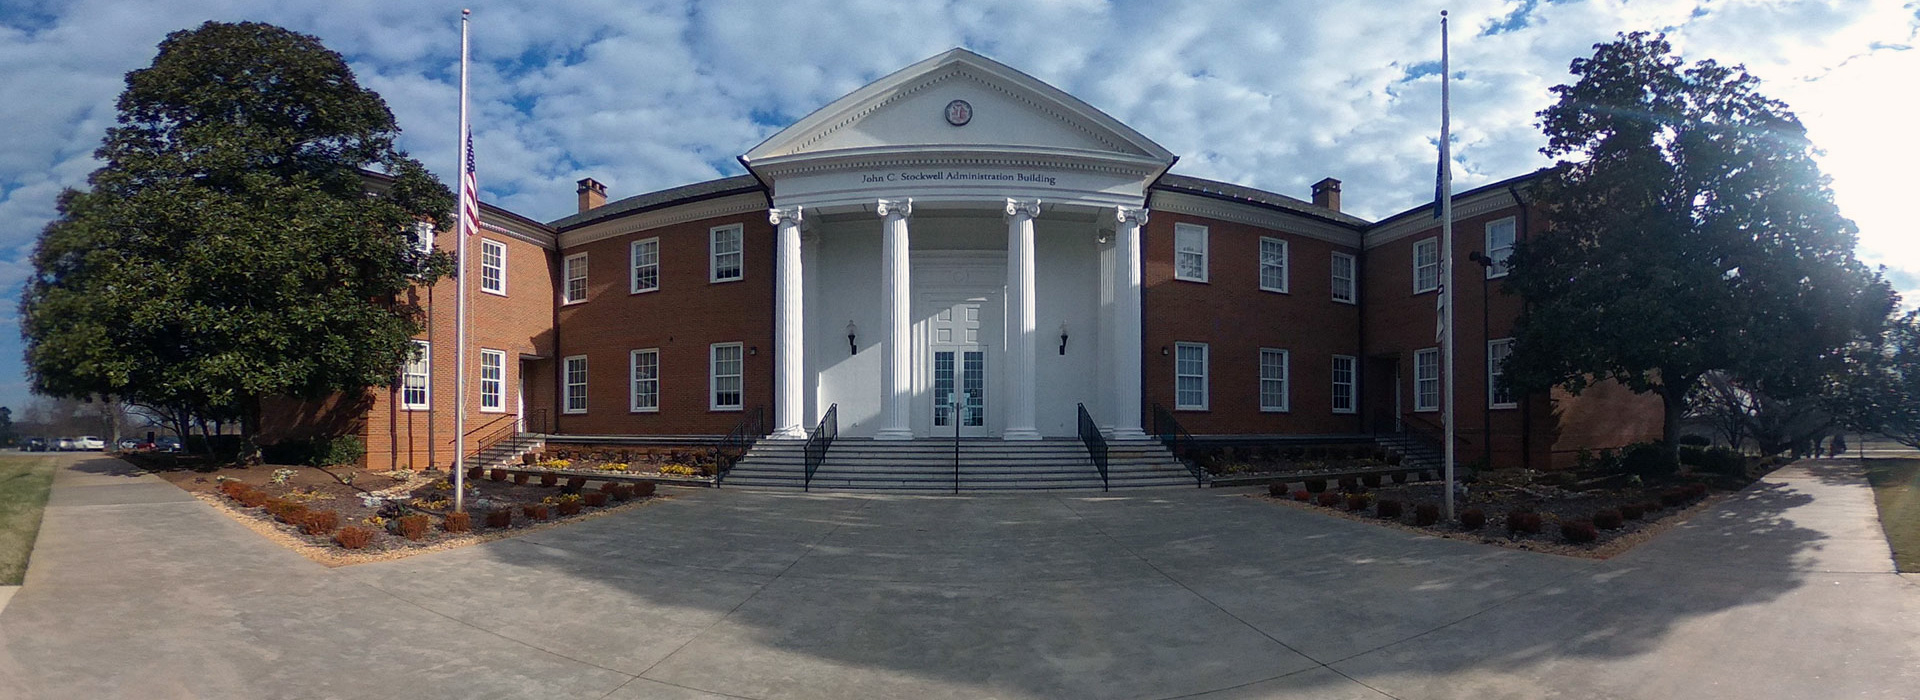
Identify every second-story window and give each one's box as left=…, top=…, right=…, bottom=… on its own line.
left=480, top=239, right=506, bottom=295
left=711, top=224, right=743, bottom=282
left=1331, top=252, right=1356, bottom=303
left=631, top=238, right=659, bottom=293
left=1174, top=223, right=1208, bottom=282
left=563, top=253, right=588, bottom=304
left=1413, top=238, right=1439, bottom=294
left=1259, top=237, right=1288, bottom=292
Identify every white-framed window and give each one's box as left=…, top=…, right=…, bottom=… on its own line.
left=411, top=221, right=434, bottom=254
left=1259, top=348, right=1290, bottom=412
left=1413, top=238, right=1439, bottom=294
left=710, top=343, right=743, bottom=410
left=630, top=349, right=659, bottom=413
left=1414, top=347, right=1440, bottom=412
left=1174, top=223, right=1208, bottom=282
left=479, top=349, right=505, bottom=412
left=562, top=252, right=589, bottom=304
left=1331, top=252, right=1356, bottom=304
left=1331, top=354, right=1357, bottom=414
left=1485, top=217, right=1516, bottom=278
left=480, top=238, right=506, bottom=295
left=1259, top=237, right=1288, bottom=293
left=710, top=224, right=743, bottom=282
left=1175, top=342, right=1209, bottom=410
left=401, top=340, right=430, bottom=410
left=563, top=355, right=588, bottom=414
left=631, top=237, right=660, bottom=294
left=1488, top=338, right=1517, bottom=409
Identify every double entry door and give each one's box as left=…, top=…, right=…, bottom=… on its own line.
left=927, top=297, right=989, bottom=437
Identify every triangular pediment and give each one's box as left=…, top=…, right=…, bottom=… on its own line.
left=743, top=48, right=1174, bottom=165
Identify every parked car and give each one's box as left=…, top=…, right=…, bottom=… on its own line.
left=54, top=437, right=76, bottom=451
left=75, top=436, right=105, bottom=451
left=116, top=438, right=143, bottom=451
left=155, top=436, right=182, bottom=452
left=23, top=437, right=46, bottom=452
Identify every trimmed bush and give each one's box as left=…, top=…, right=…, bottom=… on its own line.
left=1561, top=519, right=1599, bottom=543
left=1345, top=492, right=1372, bottom=511
left=1459, top=508, right=1486, bottom=530
left=1414, top=502, right=1440, bottom=526
left=539, top=473, right=558, bottom=487
left=1660, top=487, right=1694, bottom=508
left=513, top=473, right=530, bottom=485
left=600, top=481, right=621, bottom=494
left=267, top=499, right=309, bottom=525
left=583, top=491, right=609, bottom=507
left=218, top=480, right=250, bottom=498
left=300, top=510, right=340, bottom=536
left=1361, top=473, right=1383, bottom=488
left=235, top=488, right=269, bottom=508
left=1316, top=491, right=1342, bottom=507
left=488, top=468, right=508, bottom=482
left=1337, top=476, right=1360, bottom=493
left=565, top=477, right=588, bottom=493
left=1291, top=489, right=1310, bottom=502
left=443, top=511, right=471, bottom=533
left=310, top=435, right=365, bottom=467
left=398, top=514, right=430, bottom=541
left=1622, top=442, right=1679, bottom=477
left=633, top=481, right=657, bottom=497
left=1619, top=503, right=1645, bottom=520
left=1593, top=509, right=1625, bottom=530
left=523, top=504, right=550, bottom=521
left=1268, top=482, right=1288, bottom=498
left=611, top=483, right=636, bottom=501
left=1304, top=478, right=1328, bottom=493
left=1376, top=499, right=1404, bottom=519
left=485, top=509, right=512, bottom=528
left=1391, top=471, right=1409, bottom=484
left=1678, top=434, right=1711, bottom=447
left=467, top=465, right=484, bottom=482
left=335, top=526, right=374, bottom=549
left=1506, top=509, right=1543, bottom=535
left=556, top=500, right=583, bottom=516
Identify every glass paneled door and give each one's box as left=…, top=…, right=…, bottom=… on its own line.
left=930, top=300, right=987, bottom=436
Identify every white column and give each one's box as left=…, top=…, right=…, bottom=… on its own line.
left=770, top=206, right=806, bottom=438
left=875, top=198, right=914, bottom=440
left=1110, top=206, right=1148, bottom=439
left=1003, top=198, right=1043, bottom=441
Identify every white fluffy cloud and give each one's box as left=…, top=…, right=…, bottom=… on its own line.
left=1, top=0, right=1915, bottom=410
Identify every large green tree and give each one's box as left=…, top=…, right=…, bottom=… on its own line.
left=21, top=21, right=452, bottom=457
left=1504, top=32, right=1892, bottom=450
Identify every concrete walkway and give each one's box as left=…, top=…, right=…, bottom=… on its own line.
left=0, top=456, right=1915, bottom=699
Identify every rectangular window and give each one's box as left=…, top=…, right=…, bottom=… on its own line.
left=1259, top=348, right=1289, bottom=412
left=1259, top=237, right=1288, bottom=292
left=401, top=340, right=429, bottom=410
left=710, top=343, right=743, bottom=410
left=1414, top=347, right=1440, bottom=412
left=1175, top=342, right=1209, bottom=410
left=1413, top=238, right=1439, bottom=294
left=479, top=349, right=505, bottom=412
left=563, top=252, right=589, bottom=304
left=411, top=221, right=434, bottom=254
left=1485, top=217, right=1516, bottom=278
left=1331, top=252, right=1356, bottom=304
left=1331, top=354, right=1357, bottom=414
left=1488, top=338, right=1516, bottom=408
left=563, top=355, right=587, bottom=414
left=711, top=224, right=743, bottom=282
left=480, top=239, right=506, bottom=295
left=630, top=349, right=659, bottom=412
left=631, top=237, right=660, bottom=293
left=1174, top=223, right=1208, bottom=282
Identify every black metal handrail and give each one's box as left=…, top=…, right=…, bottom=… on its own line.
left=525, top=408, right=550, bottom=435
left=464, top=413, right=522, bottom=463
left=1150, top=403, right=1208, bottom=487
left=1400, top=412, right=1471, bottom=449
left=714, top=405, right=766, bottom=481
left=1077, top=403, right=1109, bottom=492
left=803, top=403, right=837, bottom=492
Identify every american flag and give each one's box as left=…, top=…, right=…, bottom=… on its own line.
left=459, top=129, right=478, bottom=237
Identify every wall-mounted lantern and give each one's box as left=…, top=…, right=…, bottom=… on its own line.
left=846, top=320, right=858, bottom=356
left=1059, top=322, right=1070, bottom=355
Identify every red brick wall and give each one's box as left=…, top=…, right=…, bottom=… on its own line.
left=1141, top=212, right=1365, bottom=435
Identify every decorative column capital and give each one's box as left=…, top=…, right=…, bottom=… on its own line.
left=1006, top=198, right=1043, bottom=220
left=876, top=198, right=911, bottom=219
left=1115, top=205, right=1149, bottom=227
left=769, top=205, right=803, bottom=227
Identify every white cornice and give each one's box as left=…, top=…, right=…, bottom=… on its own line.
left=1365, top=186, right=1526, bottom=249
left=752, top=146, right=1164, bottom=180
left=557, top=192, right=767, bottom=249
left=1150, top=191, right=1362, bottom=248
left=478, top=217, right=556, bottom=250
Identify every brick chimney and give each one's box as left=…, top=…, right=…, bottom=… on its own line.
left=1311, top=178, right=1341, bottom=213
left=576, top=178, right=607, bottom=213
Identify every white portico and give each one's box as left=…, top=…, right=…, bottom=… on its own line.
left=744, top=48, right=1175, bottom=440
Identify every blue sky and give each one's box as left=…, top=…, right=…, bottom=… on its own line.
left=1, top=0, right=1915, bottom=414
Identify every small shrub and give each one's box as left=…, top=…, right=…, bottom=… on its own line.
left=1414, top=502, right=1440, bottom=526
left=1678, top=434, right=1711, bottom=447
left=523, top=504, right=550, bottom=521
left=235, top=488, right=269, bottom=508
left=1619, top=503, right=1645, bottom=520
left=1660, top=487, right=1693, bottom=508
left=1291, top=489, right=1310, bottom=502
left=1385, top=452, right=1404, bottom=466
left=485, top=509, right=513, bottom=528
left=467, top=465, right=484, bottom=481
left=611, top=483, right=635, bottom=501
left=583, top=491, right=609, bottom=507
left=1316, top=491, right=1342, bottom=507
left=565, top=477, right=588, bottom=492
left=1507, top=509, right=1542, bottom=535
left=398, top=514, right=430, bottom=541
left=443, top=512, right=471, bottom=533
left=1593, top=509, right=1624, bottom=530
left=267, top=499, right=309, bottom=525
left=1376, top=499, right=1404, bottom=519
left=1621, top=442, right=1679, bottom=477
left=300, top=510, right=340, bottom=536
left=1304, top=478, right=1328, bottom=493
left=1345, top=492, right=1372, bottom=511
left=1337, top=476, right=1360, bottom=493
left=335, top=526, right=374, bottom=549
left=513, top=473, right=530, bottom=485
left=1268, top=482, right=1288, bottom=498
left=489, top=468, right=508, bottom=482
left=1391, top=471, right=1409, bottom=484
left=633, top=481, right=656, bottom=497
left=310, top=435, right=365, bottom=467
left=1361, top=473, right=1383, bottom=488
left=556, top=500, right=583, bottom=516
left=600, top=481, right=621, bottom=494
left=539, top=473, right=558, bottom=487
left=1561, top=519, right=1599, bottom=543
left=1459, top=508, right=1486, bottom=530
left=218, top=480, right=250, bottom=498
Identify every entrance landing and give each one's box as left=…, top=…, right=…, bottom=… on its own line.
left=724, top=437, right=1199, bottom=491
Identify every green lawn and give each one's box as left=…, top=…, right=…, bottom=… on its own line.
left=0, top=454, right=58, bottom=585
left=1861, top=458, right=1920, bottom=573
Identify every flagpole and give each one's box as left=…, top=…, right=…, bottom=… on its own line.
left=452, top=8, right=471, bottom=514
left=1439, top=9, right=1457, bottom=522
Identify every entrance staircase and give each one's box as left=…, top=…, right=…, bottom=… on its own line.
left=1374, top=432, right=1444, bottom=473
left=468, top=432, right=545, bottom=471
left=723, top=437, right=1198, bottom=491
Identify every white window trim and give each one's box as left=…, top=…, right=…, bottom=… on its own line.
left=1485, top=217, right=1516, bottom=280
left=710, top=224, right=744, bottom=283
left=1332, top=354, right=1357, bottom=414
left=411, top=221, right=434, bottom=254
left=1174, top=222, right=1209, bottom=283
left=562, top=252, right=589, bottom=305
left=1174, top=341, right=1209, bottom=410
left=1331, top=251, right=1357, bottom=304
left=710, top=342, right=744, bottom=411
left=401, top=340, right=430, bottom=411
left=1258, top=237, right=1289, bottom=293
left=480, top=238, right=507, bottom=296
left=1259, top=348, right=1290, bottom=412
left=630, top=237, right=660, bottom=294
left=1414, top=347, right=1440, bottom=412
left=1489, top=338, right=1518, bottom=409
left=630, top=348, right=660, bottom=413
left=562, top=355, right=588, bottom=414
left=1413, top=238, right=1439, bottom=294
left=478, top=349, right=506, bottom=413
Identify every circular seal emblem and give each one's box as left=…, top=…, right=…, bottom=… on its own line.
left=945, top=99, right=972, bottom=126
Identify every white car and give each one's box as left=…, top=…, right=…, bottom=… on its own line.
left=54, top=437, right=76, bottom=451
left=74, top=436, right=105, bottom=451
